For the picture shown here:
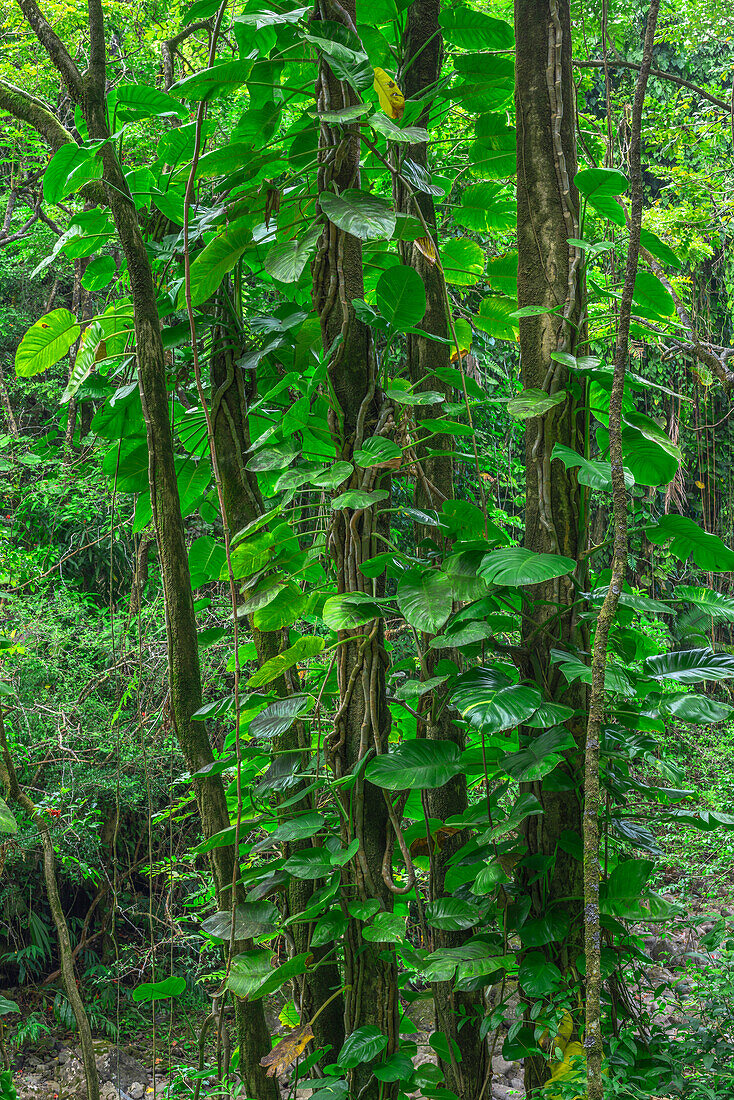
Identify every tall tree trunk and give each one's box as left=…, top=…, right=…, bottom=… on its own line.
left=312, top=2, right=399, bottom=1094
left=395, top=5, right=488, bottom=1096
left=209, top=299, right=345, bottom=1056
left=9, top=3, right=277, bottom=1093
left=515, top=0, right=587, bottom=1093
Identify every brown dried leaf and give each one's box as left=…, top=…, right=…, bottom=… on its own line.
left=259, top=1024, right=315, bottom=1077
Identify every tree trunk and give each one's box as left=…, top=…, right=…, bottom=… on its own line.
left=209, top=299, right=345, bottom=1056
left=515, top=0, right=587, bottom=1093
left=394, top=4, right=489, bottom=1095
left=312, top=2, right=399, bottom=1094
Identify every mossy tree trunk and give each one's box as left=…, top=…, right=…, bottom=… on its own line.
left=312, top=1, right=399, bottom=1094
left=515, top=0, right=588, bottom=1093
left=395, top=4, right=489, bottom=1096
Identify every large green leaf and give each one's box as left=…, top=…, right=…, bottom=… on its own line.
left=61, top=321, right=107, bottom=403
left=675, top=585, right=734, bottom=621
left=473, top=296, right=519, bottom=341
left=15, top=309, right=80, bottom=378
left=470, top=113, right=516, bottom=178
left=188, top=223, right=254, bottom=305
left=441, top=238, right=485, bottom=286
left=455, top=182, right=515, bottom=232
left=201, top=901, right=279, bottom=941
left=439, top=5, right=513, bottom=49
left=658, top=693, right=734, bottom=724
left=376, top=265, right=426, bottom=328
left=396, top=568, right=453, bottom=632
left=425, top=898, right=482, bottom=931
left=646, top=516, right=734, bottom=572
left=478, top=548, right=576, bottom=586
left=43, top=144, right=102, bottom=204
left=264, top=223, right=322, bottom=283
left=249, top=695, right=315, bottom=739
left=639, top=227, right=683, bottom=271
left=319, top=190, right=396, bottom=239
left=621, top=422, right=679, bottom=487
left=172, top=60, right=254, bottom=100
left=305, top=22, right=372, bottom=91
left=338, top=1026, right=389, bottom=1069
left=452, top=666, right=542, bottom=732
left=575, top=166, right=628, bottom=225
left=643, top=647, right=734, bottom=683
left=501, top=726, right=576, bottom=782
left=81, top=255, right=116, bottom=292
left=226, top=950, right=273, bottom=999
left=370, top=115, right=429, bottom=144
left=632, top=270, right=675, bottom=318
left=133, top=976, right=186, bottom=1002
left=552, top=443, right=634, bottom=491
left=247, top=636, right=325, bottom=688
left=365, top=740, right=462, bottom=790
left=507, top=388, right=566, bottom=420
left=114, top=84, right=188, bottom=123
left=322, top=593, right=383, bottom=629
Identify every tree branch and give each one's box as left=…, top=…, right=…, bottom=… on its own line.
left=575, top=57, right=730, bottom=113
left=0, top=79, right=74, bottom=150
left=161, top=19, right=213, bottom=89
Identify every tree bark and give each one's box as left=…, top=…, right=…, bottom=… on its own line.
left=395, top=5, right=488, bottom=1096
left=209, top=299, right=345, bottom=1057
left=11, top=3, right=276, bottom=1093
left=515, top=0, right=587, bottom=1092
left=312, top=2, right=399, bottom=1094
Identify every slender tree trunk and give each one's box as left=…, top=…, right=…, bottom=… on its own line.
left=394, top=5, right=488, bottom=1095
left=209, top=300, right=345, bottom=1056
left=0, top=707, right=99, bottom=1100
left=312, top=2, right=399, bottom=1094
left=8, top=3, right=276, bottom=1092
left=515, top=0, right=588, bottom=1093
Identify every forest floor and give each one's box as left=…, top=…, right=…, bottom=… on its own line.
left=7, top=723, right=734, bottom=1100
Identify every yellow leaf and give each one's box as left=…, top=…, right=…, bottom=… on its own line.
left=415, top=236, right=437, bottom=264
left=374, top=68, right=405, bottom=119
left=696, top=480, right=705, bottom=489
left=259, top=1024, right=315, bottom=1078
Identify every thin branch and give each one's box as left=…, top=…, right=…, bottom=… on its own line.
left=574, top=57, right=730, bottom=113
left=161, top=19, right=213, bottom=89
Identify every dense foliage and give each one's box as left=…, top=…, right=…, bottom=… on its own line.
left=2, top=1, right=734, bottom=1099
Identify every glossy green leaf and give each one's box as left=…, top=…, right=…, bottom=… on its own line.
left=441, top=238, right=485, bottom=286
left=632, top=270, right=675, bottom=317
left=397, top=568, right=453, bottom=632
left=322, top=593, right=383, bottom=630
left=247, top=636, right=325, bottom=688
left=133, top=976, right=186, bottom=1002
left=365, top=740, right=462, bottom=790
left=362, top=912, right=406, bottom=942
left=440, top=5, right=513, bottom=49
left=675, top=585, right=734, bottom=620
left=646, top=515, right=734, bottom=571
left=376, top=265, right=426, bottom=329
left=478, top=548, right=576, bottom=585
left=114, top=84, right=188, bottom=122
left=201, top=901, right=279, bottom=941
left=172, top=60, right=254, bottom=100
left=643, top=647, right=734, bottom=683
left=455, top=182, right=515, bottom=232
left=264, top=223, right=322, bottom=283
left=249, top=695, right=315, bottom=739
left=81, top=255, right=116, bottom=291
left=338, top=1025, right=389, bottom=1069
left=188, top=223, right=253, bottom=305
left=15, top=309, right=80, bottom=378
left=474, top=296, right=519, bottom=341
left=43, top=144, right=102, bottom=204
left=658, top=693, right=734, bottom=724
left=452, top=666, right=542, bottom=732
left=425, top=898, right=482, bottom=931
left=319, top=190, right=396, bottom=239
left=507, top=388, right=566, bottom=420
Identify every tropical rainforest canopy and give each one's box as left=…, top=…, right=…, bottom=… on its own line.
left=2, top=0, right=734, bottom=1098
